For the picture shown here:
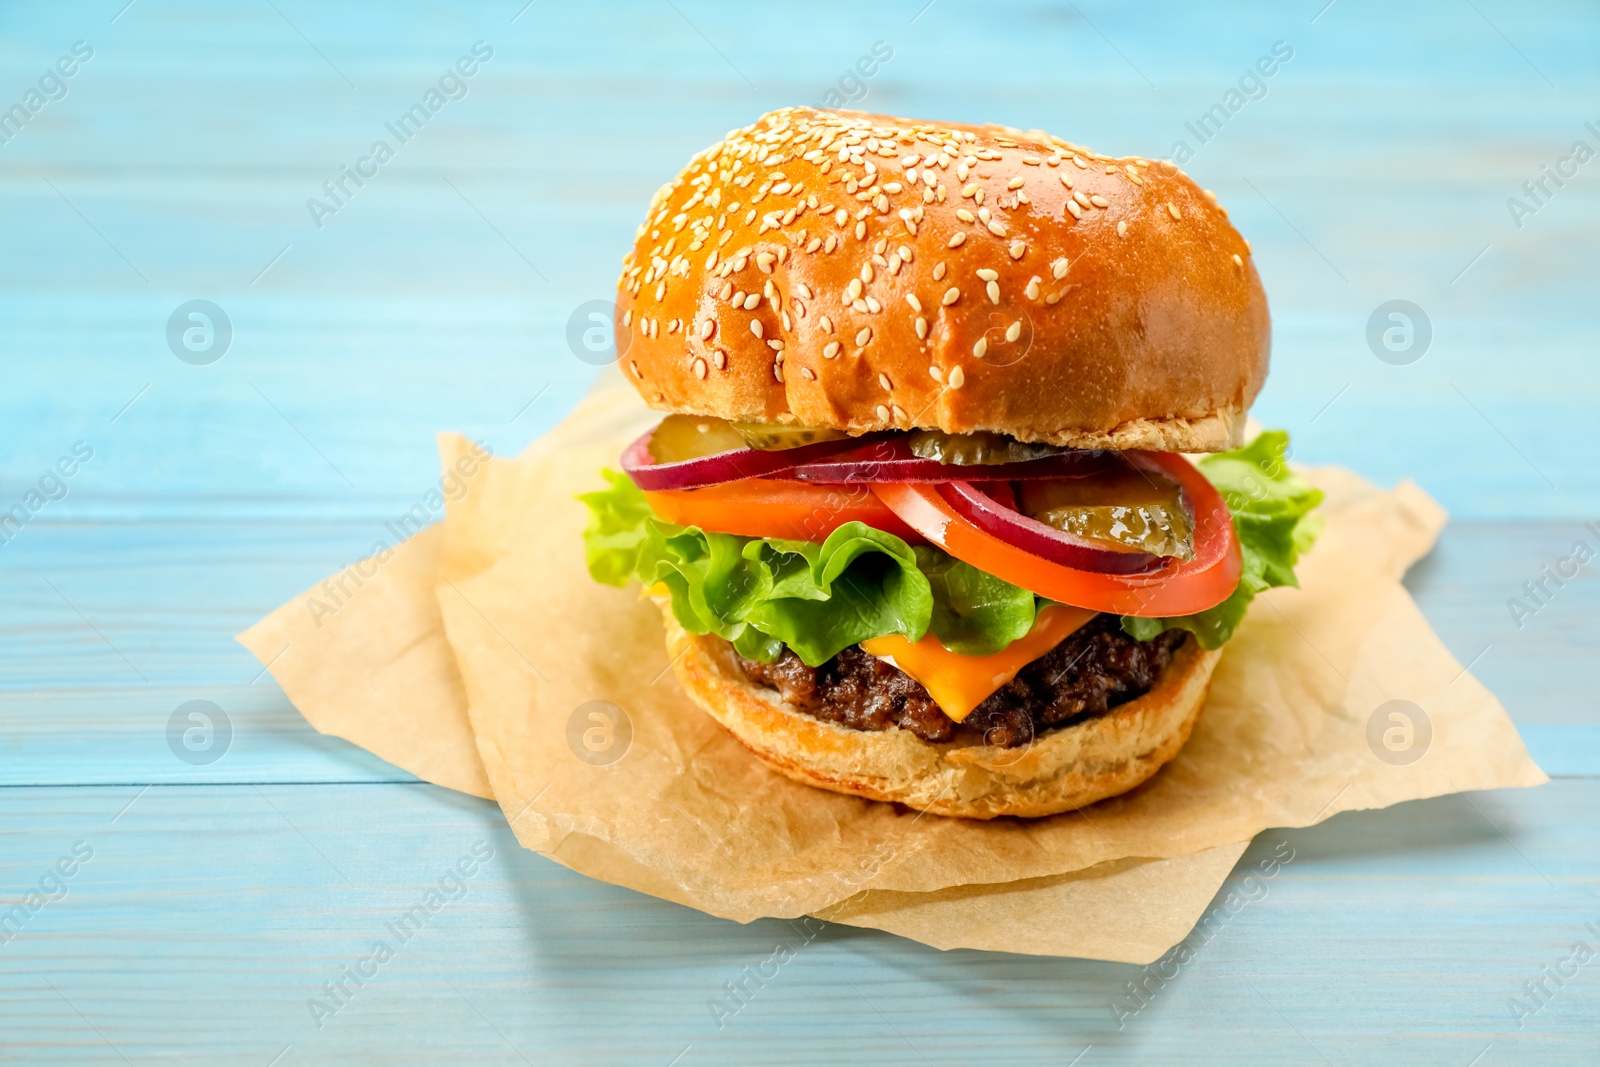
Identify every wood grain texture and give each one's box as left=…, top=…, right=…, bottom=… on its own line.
left=2, top=0, right=1597, bottom=1062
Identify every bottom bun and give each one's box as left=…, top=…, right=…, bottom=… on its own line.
left=659, top=601, right=1222, bottom=819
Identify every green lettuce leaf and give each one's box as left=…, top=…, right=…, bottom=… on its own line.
left=1119, top=431, right=1324, bottom=649
left=583, top=474, right=936, bottom=665
left=914, top=545, right=1038, bottom=655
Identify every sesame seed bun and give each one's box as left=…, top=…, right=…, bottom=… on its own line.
left=657, top=599, right=1222, bottom=819
left=615, top=106, right=1269, bottom=452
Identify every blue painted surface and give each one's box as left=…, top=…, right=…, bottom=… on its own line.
left=2, top=1, right=1597, bottom=1062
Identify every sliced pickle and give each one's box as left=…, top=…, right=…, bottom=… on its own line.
left=646, top=414, right=749, bottom=463
left=906, top=429, right=1065, bottom=465
left=648, top=414, right=849, bottom=461
left=1016, top=461, right=1196, bottom=560
left=731, top=421, right=851, bottom=451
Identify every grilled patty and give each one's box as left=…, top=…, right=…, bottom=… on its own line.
left=731, top=614, right=1188, bottom=747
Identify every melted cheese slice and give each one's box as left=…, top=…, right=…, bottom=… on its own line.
left=860, top=604, right=1097, bottom=722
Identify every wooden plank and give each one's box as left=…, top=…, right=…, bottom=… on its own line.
left=0, top=780, right=1595, bottom=1064
left=2, top=518, right=1593, bottom=784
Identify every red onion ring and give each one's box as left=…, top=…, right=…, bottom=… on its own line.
left=619, top=426, right=867, bottom=491
left=783, top=438, right=1120, bottom=484
left=939, top=480, right=1167, bottom=575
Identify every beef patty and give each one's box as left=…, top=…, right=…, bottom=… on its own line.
left=731, top=614, right=1188, bottom=747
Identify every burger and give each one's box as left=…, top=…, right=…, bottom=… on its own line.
left=581, top=107, right=1323, bottom=818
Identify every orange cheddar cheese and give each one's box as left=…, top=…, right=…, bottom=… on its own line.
left=860, top=604, right=1097, bottom=722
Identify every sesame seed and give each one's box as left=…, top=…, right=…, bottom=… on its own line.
left=1022, top=155, right=1040, bottom=166
left=820, top=315, right=833, bottom=334
left=941, top=286, right=960, bottom=306
left=1232, top=253, right=1244, bottom=268
left=824, top=234, right=838, bottom=253
left=948, top=232, right=967, bottom=248
left=1025, top=276, right=1041, bottom=300
left=1089, top=194, right=1109, bottom=208
left=801, top=366, right=817, bottom=381
left=847, top=278, right=863, bottom=301
left=1007, top=176, right=1025, bottom=190
left=854, top=221, right=867, bottom=240
left=1045, top=291, right=1062, bottom=305
left=947, top=366, right=966, bottom=389
left=857, top=327, right=872, bottom=345
left=986, top=280, right=1000, bottom=304
left=706, top=250, right=719, bottom=270
left=986, top=220, right=1006, bottom=237
left=692, top=358, right=708, bottom=379
left=629, top=360, right=642, bottom=379
left=744, top=293, right=760, bottom=310
left=899, top=245, right=914, bottom=262
left=878, top=373, right=892, bottom=390
left=961, top=182, right=980, bottom=198
left=905, top=294, right=923, bottom=313
left=866, top=296, right=882, bottom=313
left=1073, top=191, right=1092, bottom=210
left=750, top=319, right=764, bottom=338
left=1051, top=257, right=1069, bottom=280
left=1073, top=156, right=1088, bottom=169
left=834, top=208, right=849, bottom=226
left=914, top=316, right=928, bottom=339
left=700, top=319, right=716, bottom=340
left=769, top=340, right=784, bottom=351
left=1117, top=221, right=1127, bottom=237
left=713, top=349, right=727, bottom=369
left=852, top=299, right=869, bottom=313
left=1066, top=200, right=1083, bottom=219
left=933, top=262, right=947, bottom=280
left=1058, top=173, right=1074, bottom=190
left=756, top=251, right=776, bottom=272
left=928, top=365, right=943, bottom=382
left=973, top=337, right=987, bottom=358
left=1167, top=202, right=1181, bottom=219
left=823, top=341, right=841, bottom=359
left=622, top=309, right=633, bottom=327
left=773, top=362, right=784, bottom=382
left=976, top=268, right=998, bottom=281
left=890, top=404, right=906, bottom=422
left=1009, top=240, right=1026, bottom=260
left=876, top=404, right=890, bottom=421
left=956, top=208, right=975, bottom=223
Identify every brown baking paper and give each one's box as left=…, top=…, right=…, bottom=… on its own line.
left=240, top=375, right=1545, bottom=957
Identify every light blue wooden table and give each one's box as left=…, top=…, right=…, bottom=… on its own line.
left=3, top=1, right=1597, bottom=1062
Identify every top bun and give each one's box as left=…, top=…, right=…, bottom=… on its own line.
left=614, top=107, right=1268, bottom=452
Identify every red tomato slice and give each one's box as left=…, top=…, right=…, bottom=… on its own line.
left=643, top=478, right=924, bottom=544
left=871, top=452, right=1242, bottom=617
